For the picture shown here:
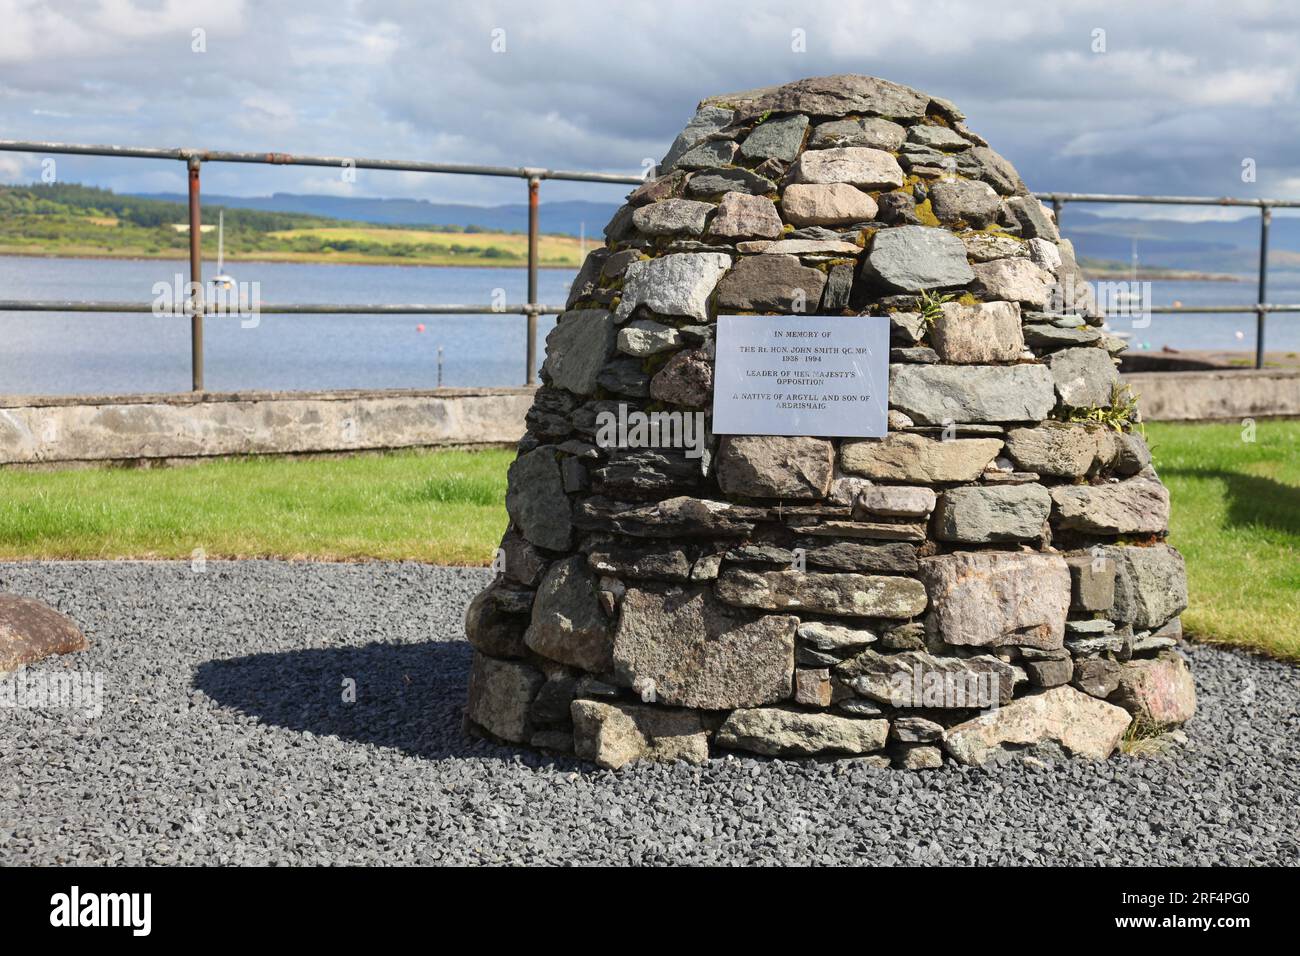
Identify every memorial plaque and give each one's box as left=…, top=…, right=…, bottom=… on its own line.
left=712, top=314, right=890, bottom=437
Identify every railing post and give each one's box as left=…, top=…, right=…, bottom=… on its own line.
left=525, top=174, right=541, bottom=386
left=1051, top=196, right=1063, bottom=234
left=1256, top=205, right=1271, bottom=370
left=187, top=155, right=204, bottom=391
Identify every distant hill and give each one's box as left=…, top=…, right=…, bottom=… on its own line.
left=131, top=192, right=626, bottom=238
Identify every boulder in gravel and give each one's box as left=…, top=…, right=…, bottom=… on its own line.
left=919, top=551, right=1070, bottom=650
left=570, top=699, right=710, bottom=769
left=0, top=594, right=87, bottom=675
left=715, top=435, right=834, bottom=499
left=613, top=585, right=796, bottom=709
left=715, top=706, right=889, bottom=757
left=943, top=686, right=1132, bottom=765
left=1110, top=651, right=1196, bottom=730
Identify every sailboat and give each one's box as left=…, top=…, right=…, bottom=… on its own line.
left=211, top=209, right=235, bottom=291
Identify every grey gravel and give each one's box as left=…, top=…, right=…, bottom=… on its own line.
left=1, top=561, right=1296, bottom=866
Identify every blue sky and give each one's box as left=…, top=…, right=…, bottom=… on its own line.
left=2, top=0, right=1297, bottom=219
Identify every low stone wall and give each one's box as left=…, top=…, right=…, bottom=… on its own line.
left=0, top=387, right=534, bottom=466
left=1124, top=368, right=1300, bottom=422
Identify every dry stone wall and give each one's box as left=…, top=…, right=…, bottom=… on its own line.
left=464, top=74, right=1195, bottom=770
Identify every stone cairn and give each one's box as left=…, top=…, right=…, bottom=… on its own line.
left=464, top=74, right=1195, bottom=770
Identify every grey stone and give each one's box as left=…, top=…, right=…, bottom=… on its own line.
left=1005, top=196, right=1060, bottom=240
left=906, top=125, right=971, bottom=150
left=715, top=435, right=834, bottom=499
left=628, top=171, right=688, bottom=207
left=891, top=716, right=944, bottom=743
left=660, top=105, right=735, bottom=170
left=738, top=114, right=809, bottom=162
left=1025, top=657, right=1074, bottom=688
left=524, top=556, right=612, bottom=673
left=919, top=551, right=1070, bottom=650
left=811, top=115, right=907, bottom=151
left=821, top=263, right=855, bottom=312
left=853, top=485, right=936, bottom=519
left=465, top=652, right=544, bottom=744
left=744, top=238, right=862, bottom=256
left=781, top=183, right=879, bottom=226
left=797, top=621, right=877, bottom=653
left=570, top=699, right=710, bottom=769
left=972, top=258, right=1055, bottom=308
left=890, top=346, right=940, bottom=363
left=541, top=309, right=617, bottom=395
left=1065, top=552, right=1117, bottom=612
left=1023, top=324, right=1102, bottom=350
left=929, top=179, right=1002, bottom=227
left=613, top=585, right=796, bottom=709
left=566, top=250, right=609, bottom=308
left=888, top=364, right=1056, bottom=424
left=1004, top=422, right=1101, bottom=478
left=1047, top=347, right=1120, bottom=409
left=1105, top=545, right=1188, bottom=631
left=961, top=233, right=1026, bottom=262
left=1051, top=473, right=1171, bottom=535
left=931, top=300, right=1023, bottom=363
left=961, top=145, right=1026, bottom=195
left=596, top=359, right=649, bottom=398
left=889, top=311, right=926, bottom=343
left=1072, top=657, right=1123, bottom=698
left=506, top=446, right=572, bottom=551
left=800, top=541, right=920, bottom=574
left=943, top=686, right=1132, bottom=765
left=632, top=198, right=714, bottom=237
left=840, top=433, right=1004, bottom=482
left=463, top=582, right=527, bottom=659
left=935, top=483, right=1051, bottom=543
left=836, top=649, right=1015, bottom=707
left=715, top=254, right=827, bottom=313
left=794, top=668, right=834, bottom=707
left=586, top=544, right=692, bottom=582
left=706, top=192, right=784, bottom=240
left=604, top=496, right=763, bottom=538
left=715, top=707, right=889, bottom=757
left=617, top=318, right=683, bottom=357
left=1027, top=238, right=1062, bottom=274
left=702, top=74, right=930, bottom=122
left=1115, top=432, right=1152, bottom=476
left=716, top=568, right=927, bottom=619
left=686, top=167, right=776, bottom=197
left=672, top=138, right=739, bottom=170
left=864, top=226, right=975, bottom=292
left=498, top=529, right=548, bottom=588
left=649, top=348, right=713, bottom=407
left=615, top=252, right=731, bottom=324
left=791, top=520, right=926, bottom=542
left=790, top=146, right=905, bottom=189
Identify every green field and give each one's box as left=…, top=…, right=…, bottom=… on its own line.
left=0, top=421, right=1296, bottom=660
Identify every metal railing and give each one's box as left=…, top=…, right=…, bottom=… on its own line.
left=0, top=138, right=1296, bottom=389
left=0, top=140, right=644, bottom=389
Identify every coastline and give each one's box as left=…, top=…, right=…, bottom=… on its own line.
left=0, top=248, right=585, bottom=270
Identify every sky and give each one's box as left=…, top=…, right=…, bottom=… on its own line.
left=1, top=0, right=1298, bottom=219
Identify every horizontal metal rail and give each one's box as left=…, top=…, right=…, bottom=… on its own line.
left=0, top=136, right=1293, bottom=381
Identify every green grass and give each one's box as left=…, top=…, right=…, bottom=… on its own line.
left=1146, top=419, right=1300, bottom=661
left=0, top=422, right=1296, bottom=661
left=0, top=449, right=511, bottom=566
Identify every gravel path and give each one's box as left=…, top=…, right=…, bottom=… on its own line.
left=1, top=560, right=1296, bottom=865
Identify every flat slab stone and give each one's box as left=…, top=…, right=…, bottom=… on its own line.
left=943, top=685, right=1132, bottom=766
left=715, top=435, right=835, bottom=499
left=808, top=116, right=906, bottom=150
left=841, top=433, right=1004, bottom=482
left=715, top=706, right=889, bottom=756
left=0, top=594, right=88, bottom=674
left=715, top=254, right=828, bottom=312
left=570, top=699, right=709, bottom=769
left=888, top=364, right=1056, bottom=424
left=703, top=74, right=930, bottom=121
left=972, top=258, right=1055, bottom=308
left=919, top=551, right=1070, bottom=649
left=1004, top=422, right=1101, bottom=478
left=613, top=585, right=796, bottom=709
left=864, top=226, right=974, bottom=292
left=934, top=483, right=1051, bottom=543
left=716, top=568, right=927, bottom=619
left=781, top=183, right=879, bottom=226
left=836, top=649, right=1015, bottom=707
left=706, top=192, right=784, bottom=240
left=738, top=114, right=809, bottom=162
left=1051, top=473, right=1171, bottom=535
left=632, top=198, right=714, bottom=237
left=853, top=485, right=936, bottom=519
left=790, top=146, right=905, bottom=189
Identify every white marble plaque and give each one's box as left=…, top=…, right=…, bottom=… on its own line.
left=712, top=314, right=889, bottom=437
